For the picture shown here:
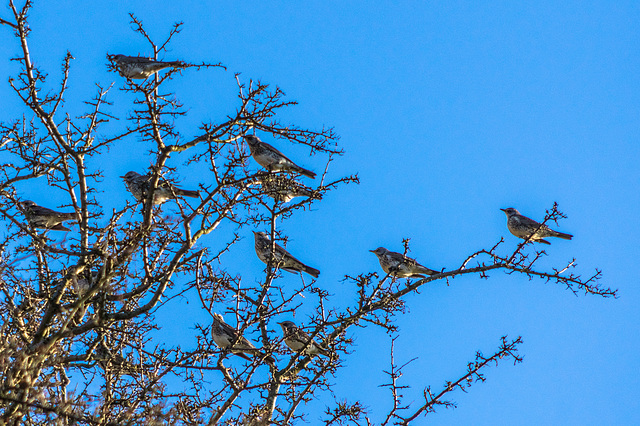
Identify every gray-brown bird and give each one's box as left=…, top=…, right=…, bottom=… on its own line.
left=95, top=343, right=144, bottom=376
left=107, top=54, right=186, bottom=79
left=243, top=135, right=316, bottom=179
left=211, top=313, right=274, bottom=363
left=121, top=171, right=199, bottom=205
left=278, top=321, right=330, bottom=357
left=501, top=207, right=573, bottom=245
left=258, top=174, right=321, bottom=203
left=370, top=247, right=439, bottom=278
left=20, top=200, right=77, bottom=231
left=253, top=231, right=320, bottom=278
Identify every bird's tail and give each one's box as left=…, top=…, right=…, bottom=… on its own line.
left=303, top=265, right=320, bottom=279
left=233, top=351, right=252, bottom=362
left=317, top=346, right=331, bottom=357
left=166, top=61, right=187, bottom=68
left=58, top=212, right=79, bottom=222
left=147, top=62, right=186, bottom=74
left=294, top=187, right=315, bottom=198
left=177, top=189, right=199, bottom=198
left=50, top=223, right=71, bottom=232
left=418, top=266, right=439, bottom=276
left=553, top=231, right=573, bottom=240
left=535, top=238, right=552, bottom=245
left=293, top=165, right=316, bottom=179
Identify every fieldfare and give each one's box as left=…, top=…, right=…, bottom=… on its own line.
left=253, top=231, right=320, bottom=278
left=370, top=247, right=440, bottom=278
left=122, top=171, right=199, bottom=205
left=70, top=270, right=111, bottom=295
left=20, top=200, right=77, bottom=231
left=107, top=54, right=186, bottom=79
left=211, top=313, right=274, bottom=363
left=95, top=344, right=143, bottom=376
left=279, top=321, right=330, bottom=357
left=258, top=174, right=321, bottom=203
left=501, top=208, right=573, bottom=245
left=243, top=135, right=316, bottom=179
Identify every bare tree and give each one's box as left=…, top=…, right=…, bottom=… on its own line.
left=0, top=3, right=616, bottom=425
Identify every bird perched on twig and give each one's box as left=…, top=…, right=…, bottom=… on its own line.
left=253, top=231, right=320, bottom=278
left=370, top=247, right=440, bottom=278
left=258, top=174, right=321, bottom=203
left=278, top=321, right=330, bottom=357
left=107, top=54, right=186, bottom=79
left=121, top=171, right=199, bottom=205
left=500, top=208, right=573, bottom=245
left=94, top=343, right=144, bottom=376
left=54, top=270, right=97, bottom=295
left=243, top=135, right=316, bottom=179
left=211, top=313, right=275, bottom=364
left=20, top=200, right=77, bottom=231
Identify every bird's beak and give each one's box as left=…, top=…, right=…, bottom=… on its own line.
left=369, top=249, right=375, bottom=253
left=499, top=208, right=507, bottom=212
left=119, top=175, right=125, bottom=178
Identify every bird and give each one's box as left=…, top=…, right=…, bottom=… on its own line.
left=500, top=208, right=573, bottom=245
left=258, top=174, right=321, bottom=203
left=370, top=247, right=440, bottom=278
left=211, top=313, right=274, bottom=363
left=253, top=231, right=320, bottom=278
left=278, top=321, right=330, bottom=357
left=243, top=135, right=316, bottom=179
left=55, top=271, right=93, bottom=295
left=70, top=270, right=113, bottom=295
left=95, top=344, right=143, bottom=376
left=20, top=200, right=77, bottom=231
left=121, top=171, right=199, bottom=205
left=107, top=54, right=186, bottom=79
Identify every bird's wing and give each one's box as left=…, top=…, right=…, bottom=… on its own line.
left=31, top=205, right=63, bottom=215
left=238, top=336, right=257, bottom=350
left=519, top=215, right=544, bottom=229
left=388, top=251, right=410, bottom=265
left=221, top=321, right=256, bottom=350
left=293, top=328, right=312, bottom=344
left=275, top=244, right=309, bottom=269
left=141, top=175, right=174, bottom=192
left=118, top=56, right=159, bottom=64
left=219, top=321, right=239, bottom=338
left=262, top=141, right=299, bottom=165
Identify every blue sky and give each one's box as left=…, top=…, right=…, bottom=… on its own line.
left=1, top=1, right=639, bottom=424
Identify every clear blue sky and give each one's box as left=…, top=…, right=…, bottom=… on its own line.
left=1, top=1, right=638, bottom=424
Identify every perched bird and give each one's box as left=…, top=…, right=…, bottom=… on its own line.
left=55, top=271, right=94, bottom=295
left=211, top=313, right=274, bottom=363
left=121, top=171, right=199, bottom=205
left=95, top=344, right=143, bottom=376
left=500, top=208, right=573, bottom=245
left=279, top=321, right=330, bottom=357
left=243, top=135, right=316, bottom=179
left=258, top=174, right=321, bottom=203
left=107, top=54, right=186, bottom=79
left=370, top=247, right=439, bottom=278
left=253, top=231, right=320, bottom=278
left=71, top=270, right=114, bottom=295
left=20, top=200, right=77, bottom=231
